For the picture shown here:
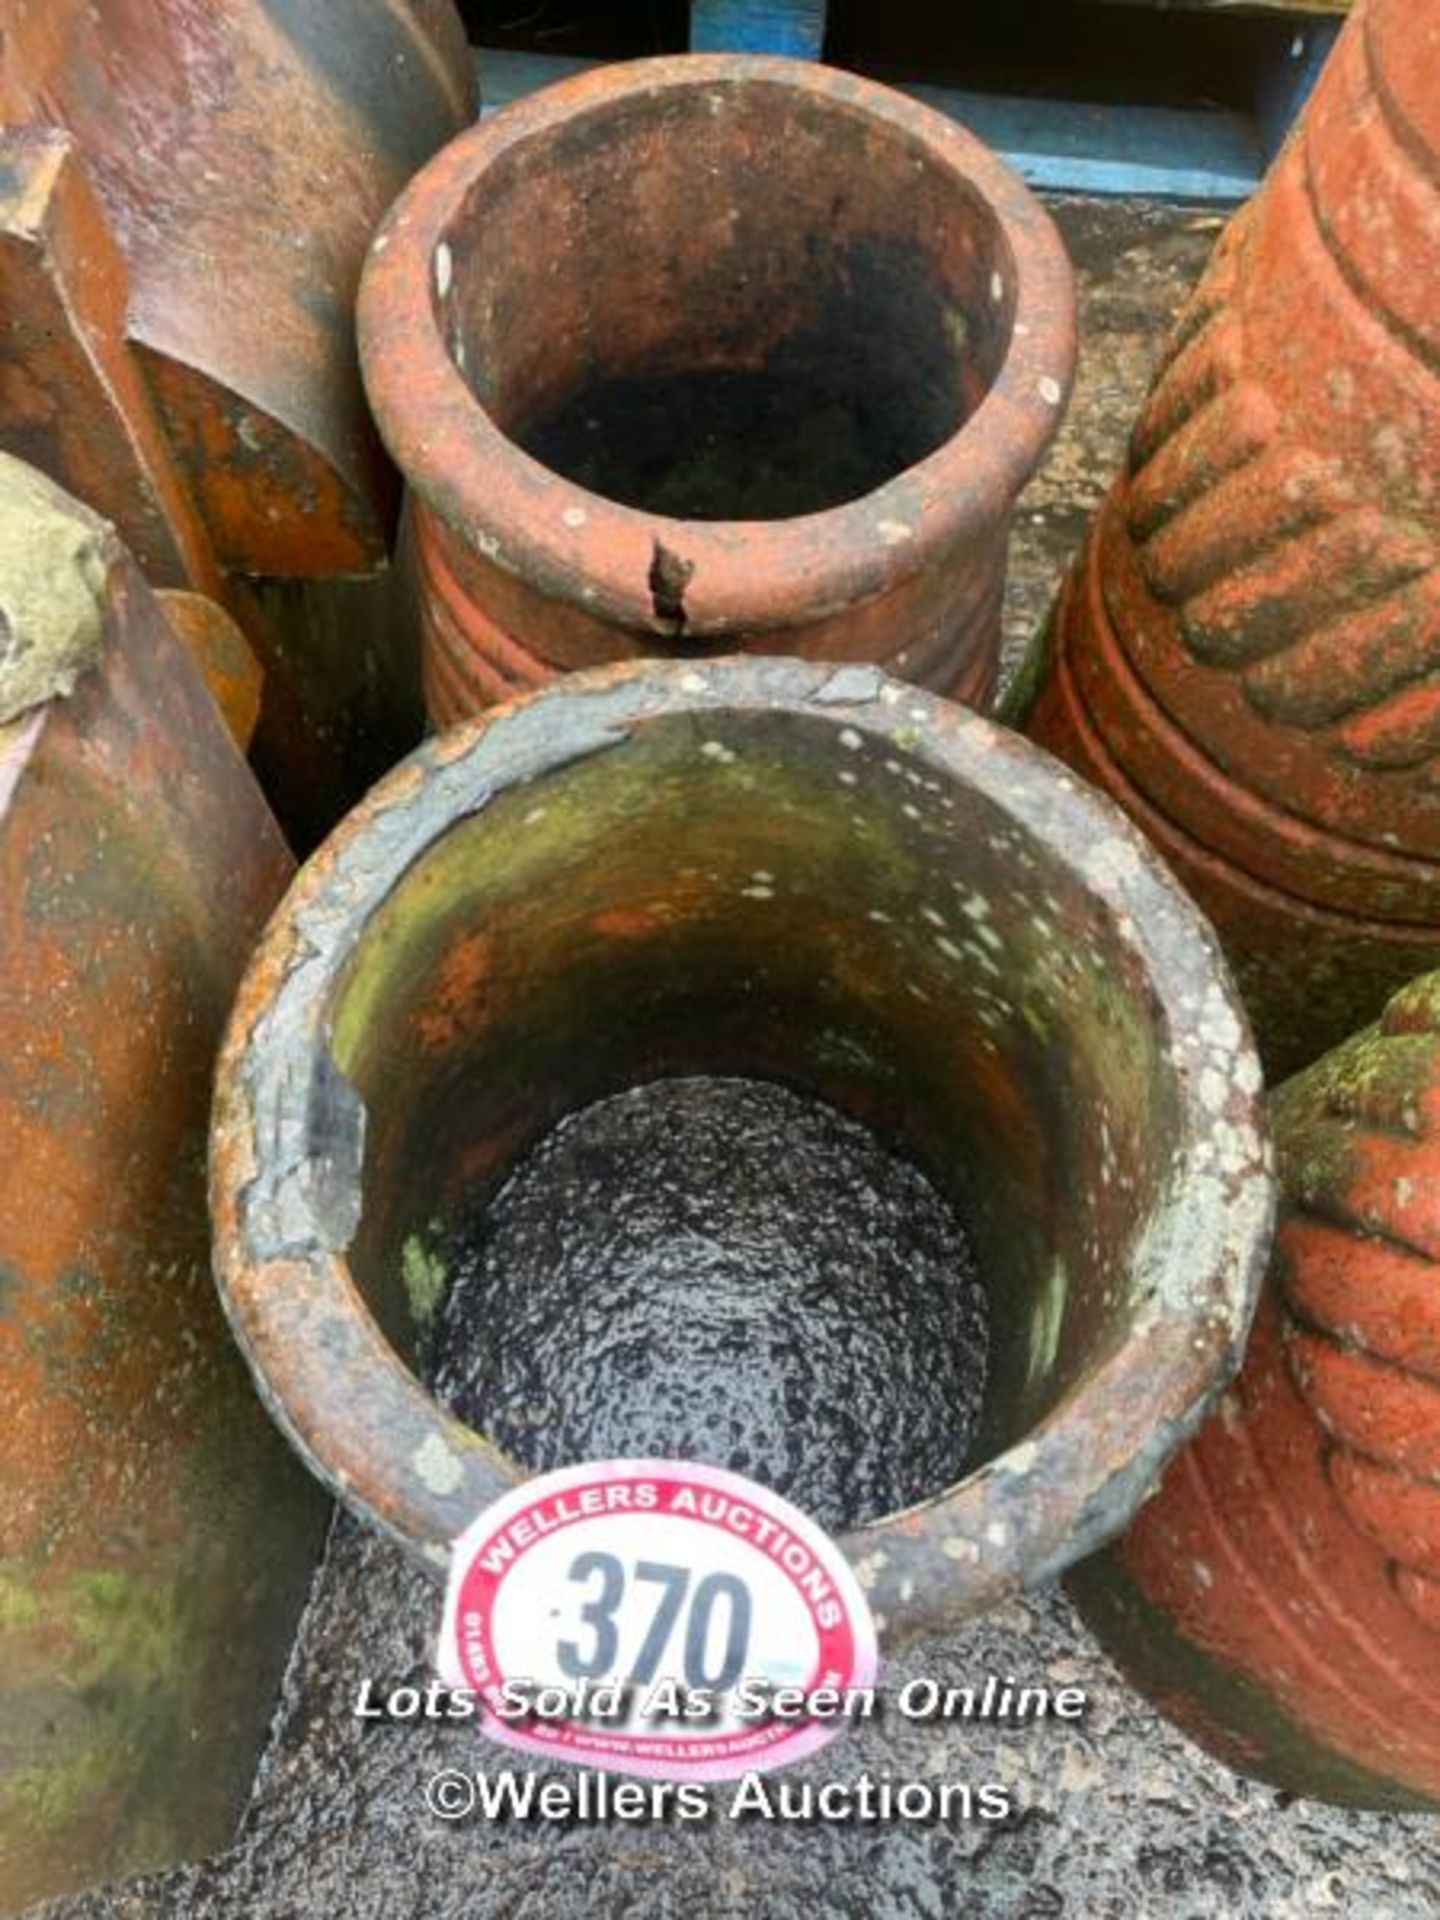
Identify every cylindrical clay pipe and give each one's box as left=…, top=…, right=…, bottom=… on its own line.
left=1071, top=967, right=1440, bottom=1813
left=1030, top=0, right=1440, bottom=1078
left=0, top=456, right=325, bottom=1912
left=210, top=657, right=1272, bottom=1643
left=358, top=56, right=1076, bottom=725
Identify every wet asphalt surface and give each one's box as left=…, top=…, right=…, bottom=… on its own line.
left=432, top=1077, right=989, bottom=1531
left=34, top=197, right=1440, bottom=1916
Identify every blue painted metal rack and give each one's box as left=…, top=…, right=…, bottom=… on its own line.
left=477, top=0, right=1346, bottom=202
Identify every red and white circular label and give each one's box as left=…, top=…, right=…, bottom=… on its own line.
left=437, top=1459, right=877, bottom=1781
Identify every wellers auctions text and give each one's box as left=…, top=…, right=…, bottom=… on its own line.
left=424, top=1768, right=1015, bottom=1826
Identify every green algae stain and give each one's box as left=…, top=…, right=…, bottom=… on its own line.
left=0, top=1564, right=192, bottom=1844
left=402, top=1235, right=449, bottom=1331
left=3, top=1728, right=126, bottom=1832
left=1022, top=1002, right=1053, bottom=1045
left=67, top=1568, right=183, bottom=1686
left=0, top=1571, right=44, bottom=1634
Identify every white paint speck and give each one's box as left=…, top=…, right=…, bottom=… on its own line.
left=876, top=518, right=915, bottom=545
left=990, top=271, right=1005, bottom=303
left=562, top=506, right=588, bottom=528
left=839, top=728, right=863, bottom=751
left=434, top=242, right=453, bottom=298
left=412, top=1434, right=463, bottom=1497
left=1038, top=375, right=1063, bottom=406
left=1084, top=837, right=1143, bottom=890
left=853, top=1550, right=889, bottom=1591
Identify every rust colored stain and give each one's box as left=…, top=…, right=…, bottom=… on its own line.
left=586, top=906, right=669, bottom=940
left=0, top=128, right=220, bottom=597
left=153, top=587, right=264, bottom=750
left=1071, top=968, right=1440, bottom=1812
left=411, top=927, right=494, bottom=1052
left=1030, top=0, right=1440, bottom=1076
left=0, top=0, right=475, bottom=577
left=0, top=460, right=326, bottom=1907
left=358, top=57, right=1076, bottom=728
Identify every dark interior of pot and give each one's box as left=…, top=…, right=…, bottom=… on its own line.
left=434, top=78, right=1017, bottom=517
left=327, top=704, right=1180, bottom=1531
left=429, top=1072, right=991, bottom=1530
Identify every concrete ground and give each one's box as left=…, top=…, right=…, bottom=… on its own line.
left=37, top=197, right=1440, bottom=1919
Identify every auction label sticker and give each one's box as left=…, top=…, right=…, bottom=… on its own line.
left=437, top=1458, right=877, bottom=1781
